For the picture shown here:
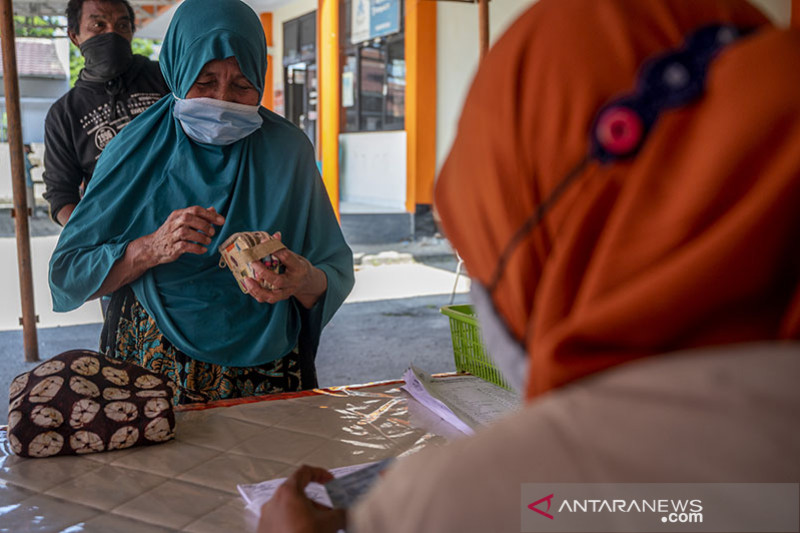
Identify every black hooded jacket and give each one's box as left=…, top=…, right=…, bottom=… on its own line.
left=42, top=56, right=169, bottom=223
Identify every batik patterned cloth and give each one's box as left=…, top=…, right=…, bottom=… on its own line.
left=110, top=295, right=303, bottom=406
left=7, top=350, right=176, bottom=458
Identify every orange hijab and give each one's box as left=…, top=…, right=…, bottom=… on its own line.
left=435, top=0, right=800, bottom=399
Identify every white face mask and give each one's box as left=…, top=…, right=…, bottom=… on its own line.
left=173, top=96, right=263, bottom=145
left=470, top=283, right=529, bottom=394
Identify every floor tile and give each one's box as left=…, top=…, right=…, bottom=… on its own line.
left=299, top=438, right=392, bottom=470
left=114, top=479, right=231, bottom=531
left=228, top=427, right=327, bottom=465
left=209, top=399, right=301, bottom=428
left=63, top=513, right=175, bottom=533
left=45, top=464, right=170, bottom=511
left=178, top=453, right=293, bottom=495
left=0, top=481, right=35, bottom=506
left=0, top=454, right=101, bottom=493
left=0, top=494, right=100, bottom=532
left=175, top=413, right=268, bottom=452
left=79, top=446, right=138, bottom=464
left=182, top=499, right=255, bottom=533
left=107, top=440, right=221, bottom=477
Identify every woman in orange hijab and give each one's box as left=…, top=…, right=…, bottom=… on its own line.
left=435, top=0, right=800, bottom=400
left=259, top=1, right=800, bottom=531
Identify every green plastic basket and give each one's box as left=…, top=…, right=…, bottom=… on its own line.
left=440, top=304, right=511, bottom=390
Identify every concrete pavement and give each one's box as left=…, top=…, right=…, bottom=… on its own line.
left=0, top=214, right=471, bottom=423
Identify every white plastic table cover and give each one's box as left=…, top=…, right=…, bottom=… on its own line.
left=0, top=381, right=448, bottom=532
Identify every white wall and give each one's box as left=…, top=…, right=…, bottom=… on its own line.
left=17, top=78, right=68, bottom=100
left=0, top=97, right=61, bottom=144
left=0, top=83, right=68, bottom=143
left=339, top=130, right=406, bottom=211
left=54, top=39, right=71, bottom=84
left=435, top=0, right=538, bottom=172
left=435, top=0, right=791, bottom=173
left=20, top=98, right=53, bottom=143
left=269, top=0, right=317, bottom=117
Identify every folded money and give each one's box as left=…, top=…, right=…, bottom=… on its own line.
left=218, top=231, right=286, bottom=293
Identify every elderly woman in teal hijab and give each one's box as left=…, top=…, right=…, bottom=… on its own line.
left=49, top=0, right=354, bottom=405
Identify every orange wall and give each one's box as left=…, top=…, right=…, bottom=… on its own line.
left=405, top=0, right=437, bottom=210
left=260, top=12, right=274, bottom=110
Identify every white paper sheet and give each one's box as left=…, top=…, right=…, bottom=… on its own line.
left=237, top=461, right=384, bottom=513
left=401, top=367, right=520, bottom=436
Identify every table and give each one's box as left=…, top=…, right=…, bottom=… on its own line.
left=0, top=381, right=447, bottom=532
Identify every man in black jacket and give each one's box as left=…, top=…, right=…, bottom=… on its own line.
left=43, top=0, right=169, bottom=226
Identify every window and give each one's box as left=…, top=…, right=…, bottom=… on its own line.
left=384, top=38, right=405, bottom=130
left=284, top=12, right=316, bottom=65
left=283, top=12, right=318, bottom=148
left=283, top=20, right=299, bottom=64
left=342, top=53, right=359, bottom=131
left=359, top=45, right=385, bottom=131
left=339, top=0, right=405, bottom=133
left=299, top=14, right=316, bottom=59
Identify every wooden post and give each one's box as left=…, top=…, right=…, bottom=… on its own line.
left=1, top=0, right=40, bottom=362
left=478, top=0, right=489, bottom=60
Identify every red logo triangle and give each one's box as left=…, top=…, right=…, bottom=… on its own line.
left=528, top=494, right=555, bottom=520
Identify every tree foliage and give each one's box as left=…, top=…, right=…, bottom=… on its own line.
left=14, top=15, right=60, bottom=37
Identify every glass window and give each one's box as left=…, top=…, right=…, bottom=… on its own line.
left=341, top=53, right=359, bottom=131
left=299, top=14, right=316, bottom=61
left=344, top=37, right=404, bottom=132
left=283, top=12, right=319, bottom=151
left=384, top=39, right=405, bottom=130
left=284, top=12, right=315, bottom=64
left=339, top=0, right=405, bottom=133
left=340, top=0, right=352, bottom=45
left=359, top=45, right=386, bottom=131
left=283, top=20, right=299, bottom=64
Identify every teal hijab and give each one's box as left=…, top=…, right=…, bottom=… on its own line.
left=49, top=0, right=354, bottom=367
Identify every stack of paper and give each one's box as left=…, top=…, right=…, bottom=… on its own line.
left=401, top=367, right=520, bottom=436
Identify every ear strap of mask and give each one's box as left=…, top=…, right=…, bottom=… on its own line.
left=487, top=155, right=589, bottom=294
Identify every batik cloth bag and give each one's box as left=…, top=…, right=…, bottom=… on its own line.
left=7, top=349, right=176, bottom=458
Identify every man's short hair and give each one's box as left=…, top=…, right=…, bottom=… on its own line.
left=66, top=0, right=136, bottom=36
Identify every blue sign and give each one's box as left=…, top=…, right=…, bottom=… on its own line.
left=351, top=0, right=400, bottom=44
left=370, top=0, right=400, bottom=39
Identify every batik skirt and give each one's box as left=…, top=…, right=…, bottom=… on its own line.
left=101, top=287, right=305, bottom=406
